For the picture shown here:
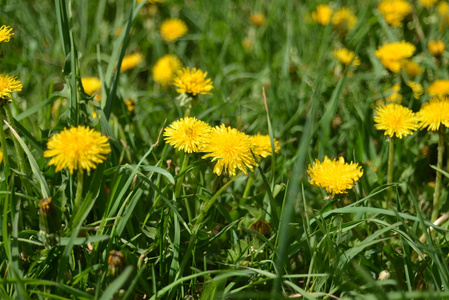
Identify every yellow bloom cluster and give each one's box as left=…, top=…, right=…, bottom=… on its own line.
left=427, top=79, right=449, bottom=97
left=417, top=97, right=449, bottom=131
left=164, top=117, right=280, bottom=177
left=81, top=77, right=102, bottom=96
left=250, top=13, right=266, bottom=27
left=308, top=156, right=363, bottom=197
left=160, top=18, right=188, bottom=42
left=333, top=48, right=360, bottom=66
left=375, top=41, right=415, bottom=73
left=332, top=7, right=358, bottom=33
left=428, top=39, right=446, bottom=56
left=377, top=0, right=412, bottom=27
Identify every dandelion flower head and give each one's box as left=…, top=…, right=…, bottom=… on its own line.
left=428, top=39, right=445, bottom=56
left=333, top=48, right=360, bottom=66
left=44, top=126, right=111, bottom=174
left=160, top=18, right=188, bottom=42
left=120, top=53, right=143, bottom=72
left=81, top=77, right=102, bottom=96
left=164, top=117, right=212, bottom=153
left=152, top=54, right=182, bottom=86
left=406, top=81, right=424, bottom=99
left=403, top=60, right=424, bottom=78
left=173, top=67, right=214, bottom=96
left=374, top=103, right=418, bottom=139
left=427, top=79, right=449, bottom=97
left=202, top=124, right=257, bottom=177
left=377, top=0, right=412, bottom=27
left=0, top=25, right=14, bottom=43
left=332, top=7, right=358, bottom=33
left=0, top=74, right=22, bottom=99
left=417, top=97, right=449, bottom=131
left=249, top=133, right=280, bottom=160
left=375, top=41, right=415, bottom=73
left=250, top=13, right=266, bottom=27
left=312, top=4, right=333, bottom=25
left=308, top=156, right=363, bottom=197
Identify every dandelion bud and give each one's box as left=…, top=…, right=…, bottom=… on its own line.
left=108, top=250, right=126, bottom=278
left=378, top=270, right=390, bottom=281
left=251, top=220, right=271, bottom=237
left=428, top=39, right=445, bottom=56
left=39, top=197, right=60, bottom=245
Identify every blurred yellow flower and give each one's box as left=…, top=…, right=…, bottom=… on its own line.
left=250, top=13, right=266, bottom=27
left=427, top=79, right=449, bottom=97
left=120, top=53, right=143, bottom=72
left=249, top=133, right=280, bottom=160
left=0, top=74, right=22, bottom=99
left=152, top=54, right=182, bottom=86
left=0, top=149, right=3, bottom=164
left=377, top=0, right=412, bottom=27
left=44, top=126, right=111, bottom=174
left=124, top=98, right=136, bottom=113
left=308, top=156, right=363, bottom=197
left=173, top=67, right=214, bottom=96
left=406, top=81, right=424, bottom=99
left=374, top=103, right=418, bottom=139
left=312, top=4, right=333, bottom=25
left=375, top=41, right=415, bottom=73
left=403, top=60, right=424, bottom=78
left=420, top=0, right=438, bottom=7
left=428, top=39, right=445, bottom=56
left=417, top=97, right=449, bottom=131
left=202, top=124, right=257, bottom=177
left=0, top=25, right=14, bottom=43
left=164, top=117, right=212, bottom=153
left=160, top=18, right=188, bottom=42
left=438, top=2, right=449, bottom=25
left=333, top=48, right=360, bottom=66
left=385, top=83, right=402, bottom=103
left=81, top=77, right=102, bottom=95
left=332, top=7, right=358, bottom=33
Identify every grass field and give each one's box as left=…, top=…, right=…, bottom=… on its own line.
left=1, top=0, right=449, bottom=299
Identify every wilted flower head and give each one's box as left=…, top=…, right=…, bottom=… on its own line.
left=249, top=133, right=280, bottom=160
left=44, top=126, right=111, bottom=174
left=375, top=41, right=415, bottom=73
left=152, top=54, right=182, bottom=86
left=81, top=77, right=101, bottom=96
left=332, top=7, right=358, bottom=34
left=312, top=4, right=333, bottom=25
left=202, top=124, right=257, bottom=177
left=120, top=53, right=143, bottom=72
left=308, top=156, right=363, bottom=197
left=173, top=67, right=214, bottom=96
left=377, top=0, right=412, bottom=27
left=417, top=97, right=449, bottom=131
left=428, top=39, right=445, bottom=56
left=164, top=117, right=212, bottom=153
left=160, top=18, right=188, bottom=42
left=0, top=25, right=14, bottom=43
left=0, top=74, right=22, bottom=100
left=374, top=103, right=418, bottom=139
left=427, top=79, right=449, bottom=97
left=333, top=48, right=360, bottom=66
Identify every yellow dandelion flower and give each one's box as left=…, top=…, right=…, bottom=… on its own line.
left=173, top=67, right=214, bottom=96
left=417, top=97, right=449, bottom=131
left=375, top=41, right=415, bottom=73
left=308, top=156, right=363, bottom=197
left=332, top=7, right=358, bottom=33
left=384, top=83, right=402, bottom=103
left=160, top=18, right=188, bottom=42
left=0, top=74, right=22, bottom=99
left=152, top=54, right=182, bottom=86
left=164, top=117, right=212, bottom=153
left=249, top=133, right=280, bottom=160
left=250, top=13, right=266, bottom=27
left=427, top=79, right=449, bottom=97
left=403, top=60, right=424, bottom=78
left=120, top=53, right=143, bottom=72
left=374, top=103, right=418, bottom=139
left=420, top=0, right=438, bottom=7
left=0, top=25, right=14, bottom=43
left=0, top=149, right=3, bottom=164
left=44, top=126, right=111, bottom=174
left=428, top=39, right=445, bottom=56
left=81, top=77, right=102, bottom=96
left=124, top=98, right=136, bottom=113
left=202, top=124, right=257, bottom=177
left=333, top=48, right=360, bottom=66
left=377, top=0, right=412, bottom=27
left=312, top=4, right=333, bottom=25
left=406, top=81, right=423, bottom=99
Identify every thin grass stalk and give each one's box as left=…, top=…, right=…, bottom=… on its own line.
left=386, top=136, right=395, bottom=209
left=174, top=153, right=190, bottom=199
left=0, top=109, right=10, bottom=169
left=432, top=131, right=445, bottom=222
left=74, top=171, right=84, bottom=213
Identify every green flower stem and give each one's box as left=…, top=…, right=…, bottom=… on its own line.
left=385, top=136, right=395, bottom=209
left=0, top=109, right=10, bottom=169
left=174, top=153, right=190, bottom=199
left=432, top=131, right=445, bottom=222
left=241, top=173, right=254, bottom=205
left=74, top=171, right=84, bottom=212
